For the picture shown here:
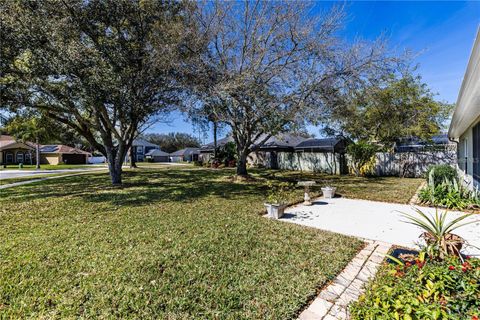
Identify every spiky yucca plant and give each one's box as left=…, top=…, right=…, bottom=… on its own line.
left=401, top=207, right=476, bottom=260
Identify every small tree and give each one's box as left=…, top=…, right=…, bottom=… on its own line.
left=346, top=141, right=378, bottom=177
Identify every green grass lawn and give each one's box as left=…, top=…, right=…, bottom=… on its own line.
left=254, top=169, right=423, bottom=204
left=0, top=167, right=363, bottom=319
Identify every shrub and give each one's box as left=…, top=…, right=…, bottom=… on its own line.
left=193, top=160, right=203, bottom=166
left=350, top=256, right=480, bottom=319
left=425, top=164, right=458, bottom=186
left=346, top=141, right=377, bottom=176
left=418, top=172, right=480, bottom=210
left=265, top=181, right=293, bottom=205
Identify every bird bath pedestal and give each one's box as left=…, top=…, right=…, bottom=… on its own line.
left=297, top=181, right=316, bottom=206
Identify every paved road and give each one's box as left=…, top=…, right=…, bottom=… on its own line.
left=0, top=167, right=107, bottom=179
left=281, top=197, right=480, bottom=256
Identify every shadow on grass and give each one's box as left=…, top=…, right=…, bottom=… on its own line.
left=1, top=168, right=264, bottom=207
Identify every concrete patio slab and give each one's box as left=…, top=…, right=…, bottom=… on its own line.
left=282, top=197, right=480, bottom=256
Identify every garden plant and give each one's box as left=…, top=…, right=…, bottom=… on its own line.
left=351, top=207, right=479, bottom=319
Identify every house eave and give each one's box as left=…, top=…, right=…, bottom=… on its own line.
left=448, top=27, right=480, bottom=140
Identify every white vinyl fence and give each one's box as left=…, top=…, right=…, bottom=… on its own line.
left=87, top=156, right=106, bottom=164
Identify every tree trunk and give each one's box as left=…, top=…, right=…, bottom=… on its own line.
left=236, top=149, right=248, bottom=176
left=105, top=148, right=123, bottom=185
left=213, top=121, right=218, bottom=159
left=35, top=137, right=40, bottom=170
left=129, top=147, right=137, bottom=168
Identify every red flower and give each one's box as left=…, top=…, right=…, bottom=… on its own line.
left=462, top=267, right=468, bottom=272
left=472, top=315, right=478, bottom=320
left=405, top=262, right=412, bottom=268
left=466, top=255, right=471, bottom=260
left=449, top=266, right=455, bottom=270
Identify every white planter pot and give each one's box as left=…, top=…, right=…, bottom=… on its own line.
left=321, top=187, right=337, bottom=199
left=264, top=203, right=287, bottom=219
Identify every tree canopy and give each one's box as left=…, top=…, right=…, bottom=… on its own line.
left=323, top=73, right=453, bottom=147
left=0, top=0, right=199, bottom=184
left=142, top=132, right=201, bottom=153
left=186, top=1, right=402, bottom=176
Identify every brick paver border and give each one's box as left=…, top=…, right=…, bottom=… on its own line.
left=299, top=240, right=392, bottom=320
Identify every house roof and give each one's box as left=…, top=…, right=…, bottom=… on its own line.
left=170, top=147, right=200, bottom=156
left=200, top=136, right=234, bottom=152
left=252, top=133, right=309, bottom=150
left=40, top=145, right=91, bottom=155
left=145, top=149, right=170, bottom=157
left=200, top=133, right=310, bottom=152
left=0, top=135, right=35, bottom=150
left=295, top=137, right=345, bottom=152
left=132, top=138, right=160, bottom=148
left=394, top=134, right=455, bottom=152
left=449, top=28, right=480, bottom=139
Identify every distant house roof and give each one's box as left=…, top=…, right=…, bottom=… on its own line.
left=200, top=136, right=234, bottom=152
left=40, top=145, right=91, bottom=155
left=295, top=137, right=346, bottom=153
left=132, top=138, right=160, bottom=148
left=395, top=134, right=455, bottom=152
left=170, top=147, right=200, bottom=157
left=145, top=149, right=170, bottom=157
left=252, top=133, right=309, bottom=151
left=200, top=133, right=310, bottom=152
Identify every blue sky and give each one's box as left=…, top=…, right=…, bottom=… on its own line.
left=148, top=1, right=480, bottom=142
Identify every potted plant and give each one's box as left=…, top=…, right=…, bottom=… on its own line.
left=321, top=185, right=336, bottom=199
left=264, top=182, right=291, bottom=219
left=400, top=207, right=476, bottom=260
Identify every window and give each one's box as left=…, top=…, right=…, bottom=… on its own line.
left=24, top=152, right=32, bottom=164
left=137, top=146, right=143, bottom=154
left=16, top=152, right=24, bottom=164
left=5, top=152, right=13, bottom=164
left=473, top=122, right=480, bottom=182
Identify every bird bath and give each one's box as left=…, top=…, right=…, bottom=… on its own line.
left=297, top=181, right=316, bottom=205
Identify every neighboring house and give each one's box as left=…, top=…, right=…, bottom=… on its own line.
left=145, top=149, right=170, bottom=162
left=126, top=138, right=161, bottom=163
left=170, top=148, right=200, bottom=162
left=448, top=29, right=480, bottom=189
left=394, top=134, right=456, bottom=153
left=0, top=135, right=91, bottom=165
left=273, top=137, right=348, bottom=174
left=248, top=133, right=310, bottom=169
left=0, top=135, right=35, bottom=165
left=200, top=133, right=348, bottom=174
left=39, top=145, right=91, bottom=165
left=199, top=136, right=234, bottom=160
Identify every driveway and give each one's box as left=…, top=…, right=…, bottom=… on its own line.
left=0, top=167, right=106, bottom=179
left=281, top=197, right=480, bottom=256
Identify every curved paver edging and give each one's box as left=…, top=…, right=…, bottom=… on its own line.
left=299, top=241, right=391, bottom=320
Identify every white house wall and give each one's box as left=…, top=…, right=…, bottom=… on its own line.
left=458, top=116, right=480, bottom=189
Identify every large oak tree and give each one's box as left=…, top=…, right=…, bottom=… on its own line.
left=1, top=0, right=198, bottom=184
